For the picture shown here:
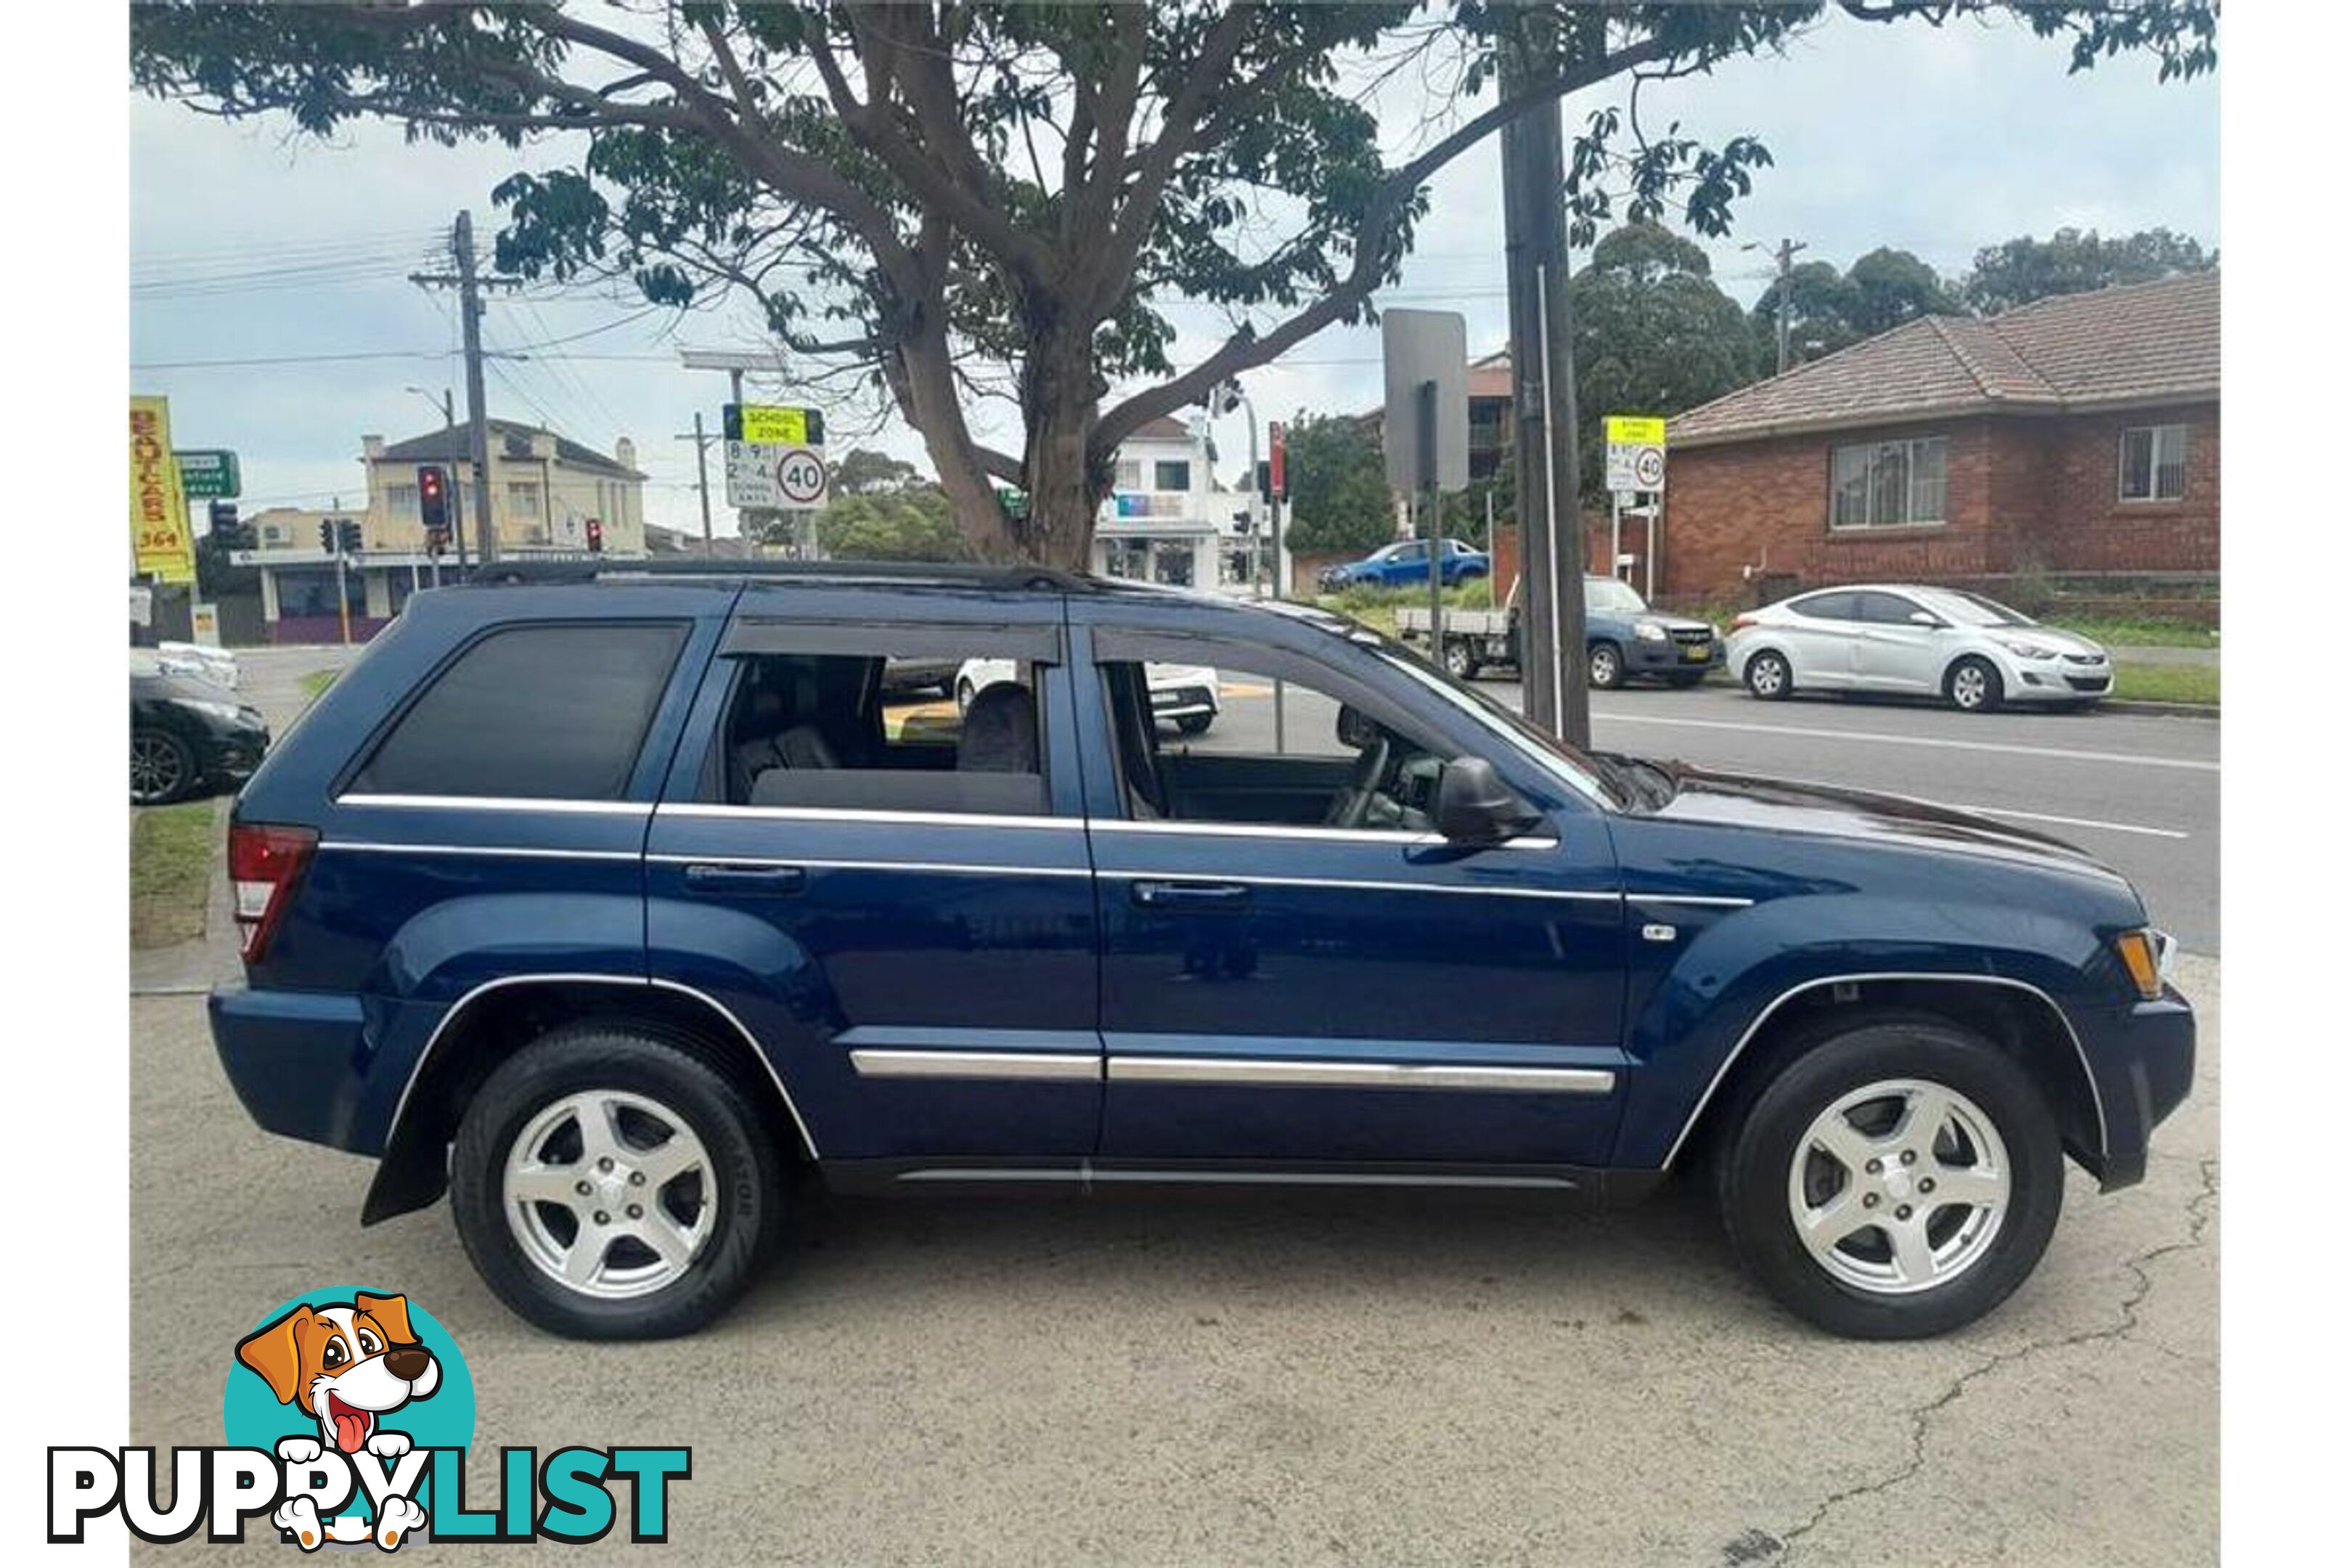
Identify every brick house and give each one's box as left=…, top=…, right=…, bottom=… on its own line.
left=1643, top=272, right=2218, bottom=606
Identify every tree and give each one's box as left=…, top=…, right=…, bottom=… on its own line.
left=132, top=3, right=2216, bottom=568
left=831, top=446, right=920, bottom=494
left=1281, top=413, right=1393, bottom=557
left=814, top=486, right=967, bottom=560
left=1961, top=226, right=2216, bottom=315
left=1569, top=222, right=1753, bottom=491
left=1751, top=257, right=1863, bottom=368
left=1846, top=245, right=1957, bottom=336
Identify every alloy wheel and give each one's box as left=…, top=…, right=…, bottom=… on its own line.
left=502, top=1090, right=716, bottom=1299
left=1950, top=663, right=1991, bottom=710
left=131, top=732, right=187, bottom=804
left=1785, top=1077, right=2011, bottom=1296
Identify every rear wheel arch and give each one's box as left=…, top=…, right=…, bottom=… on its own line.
left=1668, top=975, right=2103, bottom=1181
left=363, top=976, right=815, bottom=1225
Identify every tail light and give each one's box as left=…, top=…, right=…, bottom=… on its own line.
left=1730, top=613, right=1757, bottom=632
left=227, top=822, right=317, bottom=962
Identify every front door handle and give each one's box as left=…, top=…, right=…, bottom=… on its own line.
left=683, top=862, right=807, bottom=896
left=1130, top=879, right=1252, bottom=910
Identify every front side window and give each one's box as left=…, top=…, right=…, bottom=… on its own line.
left=1152, top=460, right=1191, bottom=492
left=352, top=622, right=688, bottom=799
left=1853, top=591, right=1929, bottom=626
left=1829, top=436, right=1947, bottom=528
left=2119, top=424, right=2187, bottom=502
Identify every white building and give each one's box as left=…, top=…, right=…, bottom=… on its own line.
left=1091, top=414, right=1251, bottom=589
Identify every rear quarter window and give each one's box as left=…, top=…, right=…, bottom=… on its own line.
left=349, top=621, right=689, bottom=800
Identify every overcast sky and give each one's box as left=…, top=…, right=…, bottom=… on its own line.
left=128, top=9, right=2216, bottom=538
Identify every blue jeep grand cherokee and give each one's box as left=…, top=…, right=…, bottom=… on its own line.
left=211, top=561, right=2192, bottom=1341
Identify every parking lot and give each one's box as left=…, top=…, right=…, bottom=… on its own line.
left=131, top=648, right=2218, bottom=1567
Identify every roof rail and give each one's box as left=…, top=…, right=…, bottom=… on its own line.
left=464, top=557, right=1090, bottom=592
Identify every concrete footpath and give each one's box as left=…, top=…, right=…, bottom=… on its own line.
left=128, top=956, right=2217, bottom=1566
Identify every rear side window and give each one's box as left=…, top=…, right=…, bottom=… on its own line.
left=1789, top=592, right=1858, bottom=621
left=351, top=622, right=688, bottom=799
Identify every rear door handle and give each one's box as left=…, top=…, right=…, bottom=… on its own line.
left=683, top=862, right=807, bottom=896
left=1130, top=879, right=1252, bottom=910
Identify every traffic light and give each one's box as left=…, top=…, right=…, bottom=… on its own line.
left=336, top=518, right=363, bottom=554
left=1230, top=508, right=1255, bottom=534
left=318, top=518, right=335, bottom=552
left=417, top=465, right=448, bottom=528
left=584, top=516, right=605, bottom=553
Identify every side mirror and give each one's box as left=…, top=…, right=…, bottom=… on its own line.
left=1434, top=756, right=1538, bottom=846
left=1908, top=610, right=1945, bottom=629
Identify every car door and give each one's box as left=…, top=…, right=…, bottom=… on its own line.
left=1847, top=590, right=1945, bottom=693
left=642, top=587, right=1103, bottom=1166
left=1071, top=613, right=1629, bottom=1172
left=1378, top=540, right=1426, bottom=587
left=1778, top=591, right=1863, bottom=688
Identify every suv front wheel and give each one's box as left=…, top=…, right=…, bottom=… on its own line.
left=1714, top=1015, right=2063, bottom=1339
left=449, top=1024, right=789, bottom=1339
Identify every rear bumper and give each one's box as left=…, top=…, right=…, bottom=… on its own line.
left=208, top=984, right=377, bottom=1154
left=2082, top=987, right=2197, bottom=1191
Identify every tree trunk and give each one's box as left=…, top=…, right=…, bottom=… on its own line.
left=1013, top=324, right=1102, bottom=573
left=885, top=309, right=1018, bottom=562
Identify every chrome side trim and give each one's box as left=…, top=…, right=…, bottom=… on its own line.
left=1087, top=818, right=1558, bottom=852
left=1628, top=893, right=1755, bottom=909
left=1097, top=870, right=1617, bottom=902
left=893, top=1165, right=1579, bottom=1191
left=645, top=853, right=1089, bottom=879
left=656, top=802, right=1083, bottom=830
left=850, top=1049, right=1100, bottom=1082
left=1107, top=1055, right=1617, bottom=1094
left=1656, top=971, right=2104, bottom=1169
left=338, top=793, right=653, bottom=817
left=382, top=973, right=819, bottom=1160
left=323, top=841, right=643, bottom=862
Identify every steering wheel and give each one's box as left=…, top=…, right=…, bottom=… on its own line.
left=1322, top=730, right=1395, bottom=829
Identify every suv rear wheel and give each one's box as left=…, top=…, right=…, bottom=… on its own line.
left=1714, top=1014, right=2062, bottom=1339
left=449, top=1024, right=788, bottom=1339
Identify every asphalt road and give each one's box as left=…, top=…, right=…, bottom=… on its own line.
left=128, top=958, right=2217, bottom=1566
left=1183, top=676, right=2219, bottom=954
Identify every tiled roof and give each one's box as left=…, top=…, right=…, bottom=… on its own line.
left=377, top=419, right=645, bottom=478
left=1128, top=415, right=1193, bottom=441
left=1671, top=271, right=2218, bottom=448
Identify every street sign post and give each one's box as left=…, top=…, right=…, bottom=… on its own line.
left=1381, top=311, right=1471, bottom=670
left=1604, top=415, right=1668, bottom=597
left=173, top=449, right=241, bottom=500
left=722, top=404, right=828, bottom=512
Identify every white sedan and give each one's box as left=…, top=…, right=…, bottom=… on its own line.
left=955, top=658, right=1222, bottom=734
left=154, top=640, right=241, bottom=691
left=1726, top=584, right=2112, bottom=713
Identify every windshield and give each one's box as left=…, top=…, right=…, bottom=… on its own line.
left=1585, top=577, right=1647, bottom=616
left=1923, top=588, right=2036, bottom=628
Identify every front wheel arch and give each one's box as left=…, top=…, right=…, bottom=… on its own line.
left=364, top=977, right=814, bottom=1225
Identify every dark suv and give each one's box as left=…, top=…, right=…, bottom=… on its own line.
left=211, top=561, right=2192, bottom=1341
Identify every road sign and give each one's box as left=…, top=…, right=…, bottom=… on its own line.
left=724, top=441, right=829, bottom=510
left=1268, top=420, right=1287, bottom=499
left=173, top=449, right=241, bottom=499
left=1381, top=311, right=1469, bottom=493
left=1604, top=412, right=1667, bottom=495
left=722, top=404, right=825, bottom=445
left=129, top=396, right=196, bottom=584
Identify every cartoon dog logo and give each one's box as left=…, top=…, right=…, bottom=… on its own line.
left=235, top=1292, right=439, bottom=1550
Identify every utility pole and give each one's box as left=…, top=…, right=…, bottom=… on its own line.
left=677, top=412, right=717, bottom=554
left=1747, top=237, right=1808, bottom=376
left=410, top=211, right=520, bottom=564
left=1498, top=10, right=1590, bottom=748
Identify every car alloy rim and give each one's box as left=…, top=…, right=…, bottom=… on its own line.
left=1953, top=666, right=1988, bottom=707
left=1785, top=1077, right=2010, bottom=1296
left=1445, top=645, right=1471, bottom=675
left=131, top=734, right=183, bottom=801
left=1591, top=649, right=1617, bottom=682
left=502, top=1089, right=716, bottom=1299
left=1752, top=658, right=1783, bottom=695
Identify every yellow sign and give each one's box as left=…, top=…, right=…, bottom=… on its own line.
left=1604, top=415, right=1667, bottom=447
left=738, top=405, right=811, bottom=444
left=128, top=396, right=196, bottom=584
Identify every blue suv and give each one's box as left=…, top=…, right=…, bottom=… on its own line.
left=211, top=561, right=2192, bottom=1340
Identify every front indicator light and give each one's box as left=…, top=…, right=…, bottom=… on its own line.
left=2115, top=929, right=2166, bottom=1001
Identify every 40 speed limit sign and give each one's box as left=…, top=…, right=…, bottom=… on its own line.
left=724, top=439, right=829, bottom=510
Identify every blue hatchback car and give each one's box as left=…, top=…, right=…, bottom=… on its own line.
left=211, top=561, right=2192, bottom=1340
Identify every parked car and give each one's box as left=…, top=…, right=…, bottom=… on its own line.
left=155, top=640, right=241, bottom=690
left=1726, top=584, right=2112, bottom=713
left=1318, top=537, right=1490, bottom=590
left=879, top=655, right=960, bottom=699
left=211, top=560, right=2189, bottom=1342
left=958, top=655, right=1221, bottom=735
left=1395, top=575, right=1721, bottom=688
left=131, top=655, right=269, bottom=805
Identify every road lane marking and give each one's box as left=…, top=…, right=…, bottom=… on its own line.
left=1912, top=802, right=2189, bottom=841
left=1588, top=711, right=2219, bottom=773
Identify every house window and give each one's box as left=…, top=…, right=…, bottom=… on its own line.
left=1829, top=436, right=1947, bottom=529
left=1153, top=460, right=1191, bottom=492
left=385, top=484, right=420, bottom=518
left=2119, top=424, right=2187, bottom=502
left=1114, top=459, right=1143, bottom=491
left=507, top=481, right=542, bottom=518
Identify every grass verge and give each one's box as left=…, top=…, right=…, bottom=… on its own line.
left=131, top=798, right=220, bottom=950
left=299, top=668, right=340, bottom=701
left=2043, top=616, right=2218, bottom=650
left=2110, top=663, right=2219, bottom=707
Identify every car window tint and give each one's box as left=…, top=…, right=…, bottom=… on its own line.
left=353, top=622, right=687, bottom=799
left=1790, top=592, right=1858, bottom=621
left=1853, top=592, right=1926, bottom=625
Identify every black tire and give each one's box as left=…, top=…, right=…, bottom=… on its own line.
left=1175, top=713, right=1214, bottom=736
left=1588, top=642, right=1625, bottom=690
left=1744, top=649, right=1793, bottom=701
left=449, top=1024, right=791, bottom=1340
left=1442, top=639, right=1479, bottom=680
left=131, top=727, right=197, bottom=806
left=1713, top=1013, right=2064, bottom=1339
left=1945, top=656, right=2004, bottom=714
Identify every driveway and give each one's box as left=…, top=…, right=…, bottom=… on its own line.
left=130, top=957, right=2217, bottom=1565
